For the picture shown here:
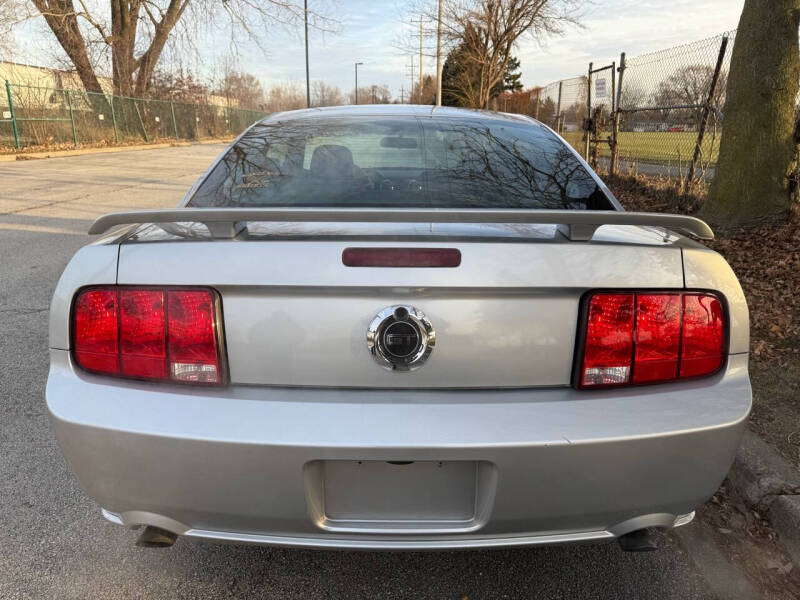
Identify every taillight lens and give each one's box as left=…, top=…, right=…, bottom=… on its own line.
left=167, top=290, right=220, bottom=383
left=680, top=294, right=725, bottom=378
left=581, top=293, right=634, bottom=386
left=578, top=291, right=725, bottom=388
left=72, top=286, right=224, bottom=385
left=74, top=289, right=119, bottom=374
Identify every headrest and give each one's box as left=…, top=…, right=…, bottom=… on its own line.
left=309, top=144, right=355, bottom=178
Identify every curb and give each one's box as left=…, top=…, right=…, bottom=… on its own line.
left=728, top=430, right=800, bottom=564
left=729, top=430, right=800, bottom=507
left=0, top=138, right=232, bottom=162
left=769, top=495, right=800, bottom=566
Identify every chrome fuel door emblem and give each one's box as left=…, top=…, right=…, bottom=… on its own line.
left=367, top=305, right=435, bottom=371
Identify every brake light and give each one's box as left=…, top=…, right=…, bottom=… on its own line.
left=72, top=287, right=223, bottom=385
left=578, top=291, right=725, bottom=388
left=342, top=248, right=462, bottom=267
left=74, top=289, right=119, bottom=374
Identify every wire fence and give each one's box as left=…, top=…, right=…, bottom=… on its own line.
left=0, top=31, right=744, bottom=184
left=0, top=81, right=267, bottom=151
left=525, top=30, right=738, bottom=186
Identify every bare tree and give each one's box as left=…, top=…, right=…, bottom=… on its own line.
left=652, top=64, right=727, bottom=129
left=348, top=84, right=392, bottom=105
left=148, top=68, right=210, bottom=102
left=432, top=0, right=582, bottom=109
left=311, top=81, right=344, bottom=107
left=217, top=69, right=266, bottom=110
left=28, top=1, right=334, bottom=98
left=265, top=81, right=305, bottom=112
left=0, top=0, right=18, bottom=57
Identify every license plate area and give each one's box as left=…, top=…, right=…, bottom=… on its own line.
left=304, top=460, right=496, bottom=534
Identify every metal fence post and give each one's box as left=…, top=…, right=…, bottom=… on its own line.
left=555, top=81, right=563, bottom=132
left=170, top=101, right=179, bottom=139
left=584, top=63, right=593, bottom=160
left=109, top=95, right=119, bottom=143
left=133, top=100, right=148, bottom=142
left=5, top=80, right=20, bottom=149
left=684, top=35, right=729, bottom=193
left=610, top=52, right=626, bottom=176
left=66, top=90, right=78, bottom=148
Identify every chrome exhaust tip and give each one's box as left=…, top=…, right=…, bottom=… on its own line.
left=135, top=526, right=178, bottom=548
left=617, top=528, right=659, bottom=552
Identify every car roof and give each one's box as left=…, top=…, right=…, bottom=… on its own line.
left=260, top=104, right=542, bottom=126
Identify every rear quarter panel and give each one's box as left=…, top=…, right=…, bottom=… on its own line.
left=49, top=243, right=119, bottom=350
left=682, top=244, right=749, bottom=355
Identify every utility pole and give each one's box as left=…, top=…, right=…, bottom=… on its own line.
left=408, top=56, right=415, bottom=103
left=304, top=0, right=310, bottom=108
left=435, top=0, right=443, bottom=106
left=400, top=85, right=405, bottom=104
left=354, top=62, right=363, bottom=104
left=418, top=17, right=424, bottom=100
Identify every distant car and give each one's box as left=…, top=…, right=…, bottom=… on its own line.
left=667, top=126, right=686, bottom=132
left=47, top=105, right=750, bottom=551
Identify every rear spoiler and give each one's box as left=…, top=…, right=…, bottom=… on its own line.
left=88, top=208, right=713, bottom=241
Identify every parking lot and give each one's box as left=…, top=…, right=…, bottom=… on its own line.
left=0, top=144, right=737, bottom=599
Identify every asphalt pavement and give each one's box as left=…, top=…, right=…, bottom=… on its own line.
left=0, top=144, right=722, bottom=599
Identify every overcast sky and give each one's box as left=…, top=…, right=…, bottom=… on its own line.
left=12, top=0, right=745, bottom=98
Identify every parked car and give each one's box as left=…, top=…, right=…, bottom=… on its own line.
left=47, top=105, right=750, bottom=551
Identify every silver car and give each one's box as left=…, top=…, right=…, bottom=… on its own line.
left=47, top=105, right=750, bottom=551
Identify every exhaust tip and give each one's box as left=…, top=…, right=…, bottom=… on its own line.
left=135, top=526, right=178, bottom=548
left=617, top=528, right=659, bottom=552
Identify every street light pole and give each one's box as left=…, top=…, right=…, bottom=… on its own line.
left=354, top=62, right=363, bottom=104
left=304, top=0, right=310, bottom=108
left=435, top=0, right=443, bottom=106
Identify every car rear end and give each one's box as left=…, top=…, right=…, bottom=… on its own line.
left=46, top=106, right=751, bottom=549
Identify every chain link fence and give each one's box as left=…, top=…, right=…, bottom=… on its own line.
left=528, top=30, right=737, bottom=185
left=0, top=81, right=267, bottom=151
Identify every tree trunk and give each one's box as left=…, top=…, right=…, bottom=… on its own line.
left=33, top=0, right=106, bottom=95
left=704, top=0, right=800, bottom=228
left=111, top=0, right=137, bottom=96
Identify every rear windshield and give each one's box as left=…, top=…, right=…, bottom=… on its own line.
left=188, top=116, right=612, bottom=210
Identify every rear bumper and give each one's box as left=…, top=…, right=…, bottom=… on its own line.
left=47, top=349, right=751, bottom=549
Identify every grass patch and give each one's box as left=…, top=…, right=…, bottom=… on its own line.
left=561, top=130, right=721, bottom=167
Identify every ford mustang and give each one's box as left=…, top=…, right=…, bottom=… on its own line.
left=46, top=105, right=750, bottom=551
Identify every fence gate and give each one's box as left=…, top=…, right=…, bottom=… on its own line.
left=583, top=61, right=617, bottom=171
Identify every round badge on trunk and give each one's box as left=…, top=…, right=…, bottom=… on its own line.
left=367, top=305, right=434, bottom=371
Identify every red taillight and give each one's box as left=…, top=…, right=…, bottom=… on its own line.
left=634, top=294, right=681, bottom=384
left=581, top=293, right=634, bottom=386
left=167, top=290, right=220, bottom=383
left=74, top=289, right=119, bottom=374
left=680, top=293, right=725, bottom=378
left=578, top=291, right=726, bottom=388
left=120, top=289, right=166, bottom=379
left=72, top=287, right=223, bottom=385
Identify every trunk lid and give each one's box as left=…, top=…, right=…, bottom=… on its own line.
left=117, top=223, right=684, bottom=388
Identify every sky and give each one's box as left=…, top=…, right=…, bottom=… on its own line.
left=10, top=0, right=746, bottom=99
left=238, top=0, right=746, bottom=97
